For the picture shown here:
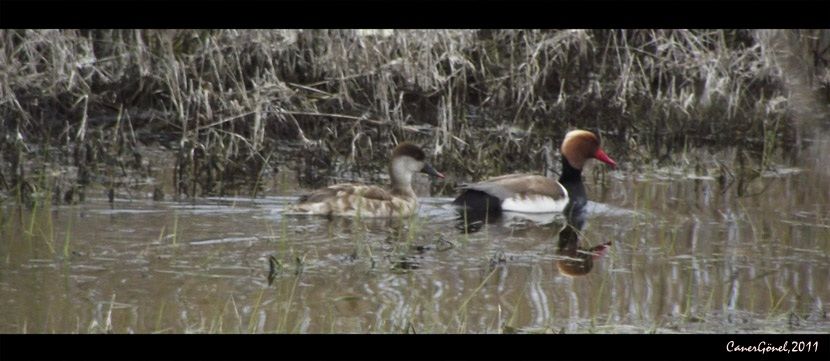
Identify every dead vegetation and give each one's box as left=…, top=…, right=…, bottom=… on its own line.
left=1, top=29, right=828, bottom=204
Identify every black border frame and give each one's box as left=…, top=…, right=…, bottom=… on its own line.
left=1, top=0, right=829, bottom=28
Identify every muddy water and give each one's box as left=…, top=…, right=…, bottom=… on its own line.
left=1, top=139, right=829, bottom=334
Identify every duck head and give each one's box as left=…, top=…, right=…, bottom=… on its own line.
left=561, top=130, right=617, bottom=170
left=390, top=143, right=444, bottom=191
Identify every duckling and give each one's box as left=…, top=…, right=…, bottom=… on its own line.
left=285, top=143, right=444, bottom=217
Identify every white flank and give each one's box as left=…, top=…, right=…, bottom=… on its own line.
left=501, top=211, right=563, bottom=224
left=501, top=195, right=569, bottom=213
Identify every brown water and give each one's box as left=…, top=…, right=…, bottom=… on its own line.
left=1, top=137, right=829, bottom=334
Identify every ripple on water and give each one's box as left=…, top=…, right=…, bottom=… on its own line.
left=2, top=158, right=828, bottom=334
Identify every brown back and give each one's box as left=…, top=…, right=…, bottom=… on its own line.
left=462, top=174, right=566, bottom=201
left=298, top=184, right=394, bottom=204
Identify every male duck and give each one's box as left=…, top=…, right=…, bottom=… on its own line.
left=286, top=143, right=444, bottom=217
left=452, top=129, right=616, bottom=216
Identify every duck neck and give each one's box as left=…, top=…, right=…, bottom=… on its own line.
left=389, top=161, right=416, bottom=198
left=559, top=157, right=587, bottom=212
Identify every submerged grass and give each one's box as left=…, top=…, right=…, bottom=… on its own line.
left=2, top=29, right=828, bottom=203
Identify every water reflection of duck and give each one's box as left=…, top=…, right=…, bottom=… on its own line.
left=555, top=222, right=611, bottom=277
left=453, top=129, right=616, bottom=230
left=285, top=143, right=444, bottom=217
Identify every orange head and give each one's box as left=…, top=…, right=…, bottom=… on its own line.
left=560, top=130, right=617, bottom=170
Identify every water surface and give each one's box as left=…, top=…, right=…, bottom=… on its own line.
left=1, top=138, right=828, bottom=334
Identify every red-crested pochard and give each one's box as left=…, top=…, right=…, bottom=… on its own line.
left=286, top=143, right=444, bottom=217
left=452, top=129, right=616, bottom=215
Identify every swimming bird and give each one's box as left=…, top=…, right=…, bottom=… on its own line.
left=285, top=143, right=444, bottom=217
left=452, top=129, right=616, bottom=218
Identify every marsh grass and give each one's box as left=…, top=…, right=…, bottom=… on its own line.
left=2, top=30, right=828, bottom=203
left=454, top=266, right=499, bottom=329
left=62, top=214, right=72, bottom=259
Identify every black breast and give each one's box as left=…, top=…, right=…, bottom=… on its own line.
left=452, top=189, right=503, bottom=215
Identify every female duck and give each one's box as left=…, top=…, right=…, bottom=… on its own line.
left=453, top=129, right=616, bottom=216
left=286, top=143, right=444, bottom=217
